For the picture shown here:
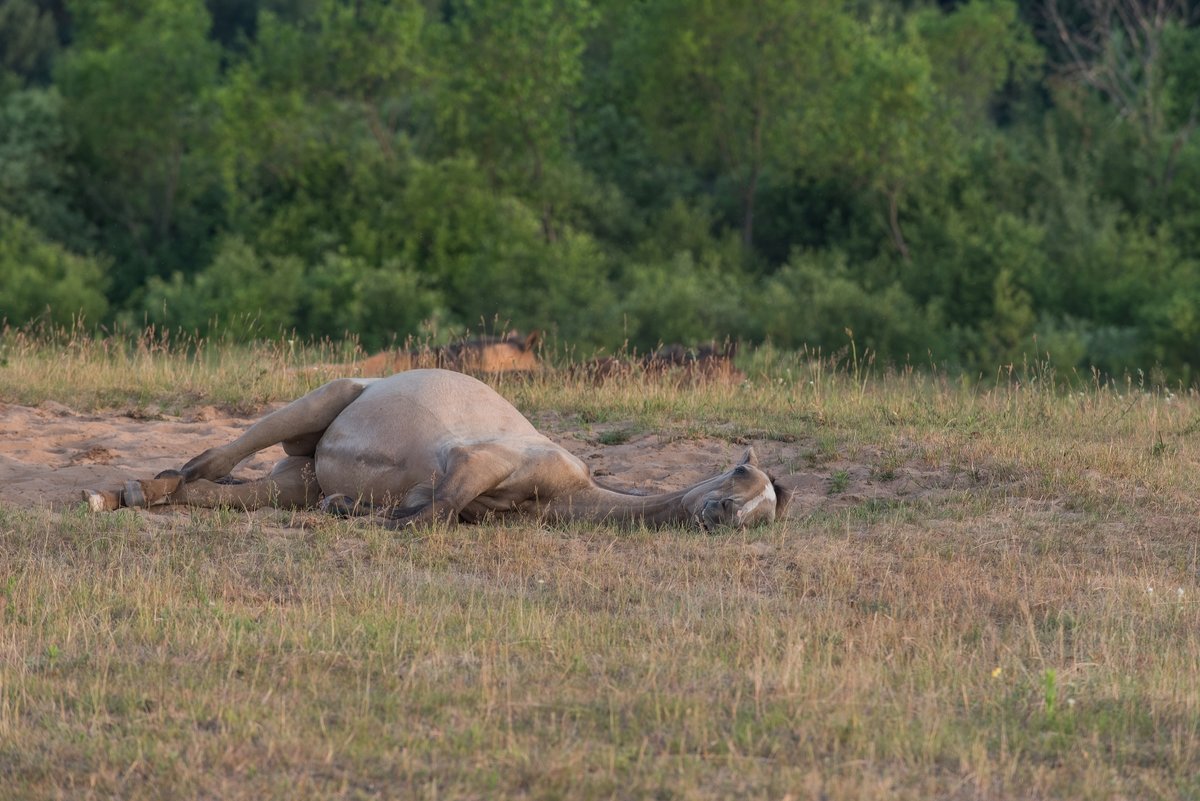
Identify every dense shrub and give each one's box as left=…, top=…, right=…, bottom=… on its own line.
left=759, top=250, right=938, bottom=365
left=142, top=236, right=305, bottom=339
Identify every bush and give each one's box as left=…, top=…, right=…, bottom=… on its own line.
left=758, top=249, right=939, bottom=365
left=143, top=237, right=445, bottom=347
left=302, top=251, right=443, bottom=350
left=142, top=235, right=304, bottom=338
left=619, top=252, right=751, bottom=349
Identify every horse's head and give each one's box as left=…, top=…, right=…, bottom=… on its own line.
left=685, top=448, right=792, bottom=530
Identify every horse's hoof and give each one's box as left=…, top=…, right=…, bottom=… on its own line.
left=82, top=489, right=121, bottom=512
left=123, top=480, right=147, bottom=508
left=154, top=468, right=184, bottom=480
left=319, top=494, right=354, bottom=517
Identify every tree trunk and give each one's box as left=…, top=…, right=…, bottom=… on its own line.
left=887, top=186, right=910, bottom=261
left=742, top=167, right=759, bottom=250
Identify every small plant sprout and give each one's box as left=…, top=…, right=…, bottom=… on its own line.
left=1042, top=669, right=1058, bottom=718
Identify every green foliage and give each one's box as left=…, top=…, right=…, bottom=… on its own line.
left=0, top=86, right=87, bottom=249
left=142, top=236, right=306, bottom=339
left=142, top=237, right=442, bottom=349
left=0, top=211, right=108, bottom=326
left=400, top=157, right=620, bottom=344
left=620, top=254, right=749, bottom=349
left=0, top=0, right=1196, bottom=379
left=436, top=0, right=593, bottom=171
left=626, top=0, right=849, bottom=247
left=302, top=252, right=441, bottom=350
left=917, top=0, right=1043, bottom=130
left=56, top=0, right=223, bottom=297
left=616, top=199, right=752, bottom=347
left=0, top=0, right=60, bottom=84
left=902, top=186, right=1048, bottom=368
left=760, top=250, right=937, bottom=365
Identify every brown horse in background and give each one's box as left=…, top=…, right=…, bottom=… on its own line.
left=311, top=331, right=541, bottom=378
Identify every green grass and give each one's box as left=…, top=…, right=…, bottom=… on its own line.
left=3, top=328, right=1200, bottom=799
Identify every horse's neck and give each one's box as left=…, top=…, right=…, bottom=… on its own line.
left=542, top=475, right=721, bottom=526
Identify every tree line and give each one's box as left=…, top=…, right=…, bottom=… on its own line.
left=2, top=0, right=1199, bottom=379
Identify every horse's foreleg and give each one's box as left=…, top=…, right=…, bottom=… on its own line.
left=383, top=445, right=517, bottom=528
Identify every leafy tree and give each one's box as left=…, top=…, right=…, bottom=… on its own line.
left=143, top=236, right=443, bottom=347
left=0, top=210, right=108, bottom=326
left=625, top=0, right=850, bottom=251
left=619, top=254, right=751, bottom=349
left=1044, top=0, right=1200, bottom=209
left=302, top=251, right=442, bottom=349
left=0, top=0, right=61, bottom=86
left=917, top=0, right=1042, bottom=131
left=211, top=0, right=431, bottom=261
left=433, top=0, right=596, bottom=242
left=397, top=155, right=619, bottom=345
left=0, top=0, right=1195, bottom=380
left=0, top=85, right=87, bottom=249
left=825, top=27, right=947, bottom=261
left=56, top=0, right=223, bottom=301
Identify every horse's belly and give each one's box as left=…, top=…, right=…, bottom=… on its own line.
left=311, top=450, right=416, bottom=503
left=313, top=425, right=436, bottom=503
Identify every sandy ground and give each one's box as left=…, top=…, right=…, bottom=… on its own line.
left=0, top=399, right=969, bottom=523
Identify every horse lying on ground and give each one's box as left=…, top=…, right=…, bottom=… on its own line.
left=84, top=369, right=789, bottom=530
left=573, top=342, right=745, bottom=385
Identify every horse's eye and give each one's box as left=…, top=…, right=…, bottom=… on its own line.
left=734, top=465, right=748, bottom=476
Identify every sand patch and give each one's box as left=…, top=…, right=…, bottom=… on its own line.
left=0, top=402, right=971, bottom=522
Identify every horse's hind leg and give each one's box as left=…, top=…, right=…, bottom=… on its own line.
left=179, top=378, right=368, bottom=482
left=90, top=456, right=322, bottom=512
left=80, top=376, right=360, bottom=513
left=173, top=455, right=321, bottom=510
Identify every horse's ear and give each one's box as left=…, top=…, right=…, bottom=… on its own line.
left=524, top=330, right=542, bottom=350
left=738, top=447, right=758, bottom=467
left=771, top=477, right=792, bottom=518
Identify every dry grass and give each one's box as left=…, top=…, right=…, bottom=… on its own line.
left=3, top=328, right=1200, bottom=799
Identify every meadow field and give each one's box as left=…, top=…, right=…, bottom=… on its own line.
left=1, top=331, right=1199, bottom=800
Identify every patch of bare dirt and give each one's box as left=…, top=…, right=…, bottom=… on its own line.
left=0, top=403, right=971, bottom=520
left=0, top=402, right=289, bottom=511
